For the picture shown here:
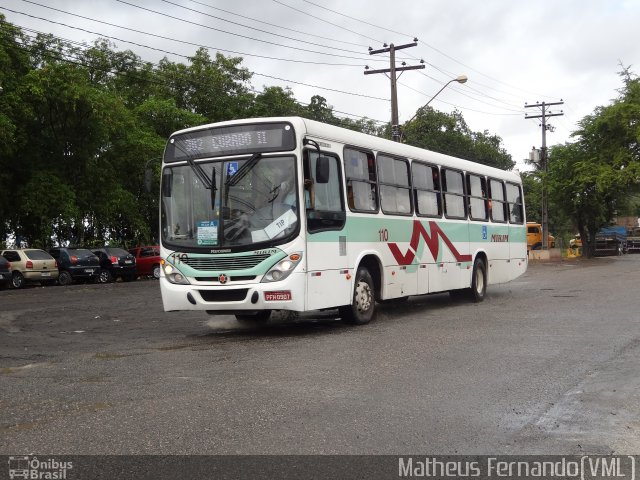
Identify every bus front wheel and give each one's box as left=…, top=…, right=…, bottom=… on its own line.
left=339, top=267, right=376, bottom=325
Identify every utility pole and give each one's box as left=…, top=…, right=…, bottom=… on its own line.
left=365, top=39, right=424, bottom=142
left=525, top=100, right=564, bottom=250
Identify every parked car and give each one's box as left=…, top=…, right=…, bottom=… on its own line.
left=0, top=256, right=11, bottom=289
left=128, top=246, right=161, bottom=279
left=0, top=248, right=59, bottom=288
left=49, top=247, right=101, bottom=285
left=92, top=247, right=136, bottom=283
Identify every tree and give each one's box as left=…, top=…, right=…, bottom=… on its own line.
left=250, top=86, right=303, bottom=118
left=548, top=67, right=640, bottom=256
left=401, top=107, right=514, bottom=170
left=0, top=16, right=32, bottom=244
left=304, top=95, right=337, bottom=124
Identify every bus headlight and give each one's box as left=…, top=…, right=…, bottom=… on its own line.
left=161, top=259, right=190, bottom=285
left=262, top=252, right=303, bottom=283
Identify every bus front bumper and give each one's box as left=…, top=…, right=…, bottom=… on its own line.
left=159, top=272, right=306, bottom=313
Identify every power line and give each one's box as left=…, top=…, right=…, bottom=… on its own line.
left=412, top=71, right=524, bottom=113
left=15, top=0, right=383, bottom=63
left=2, top=8, right=390, bottom=101
left=1, top=22, right=391, bottom=114
left=159, top=0, right=371, bottom=56
left=1, top=6, right=364, bottom=67
left=113, top=0, right=376, bottom=61
left=272, top=0, right=384, bottom=45
left=186, top=0, right=370, bottom=49
left=300, top=0, right=560, bottom=101
left=398, top=80, right=522, bottom=117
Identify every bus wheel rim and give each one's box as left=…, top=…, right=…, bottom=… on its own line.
left=355, top=281, right=372, bottom=313
left=476, top=268, right=484, bottom=294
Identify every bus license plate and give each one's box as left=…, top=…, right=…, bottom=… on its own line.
left=264, top=291, right=292, bottom=301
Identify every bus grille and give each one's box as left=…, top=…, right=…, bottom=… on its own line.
left=182, top=254, right=272, bottom=271
left=199, top=289, right=249, bottom=302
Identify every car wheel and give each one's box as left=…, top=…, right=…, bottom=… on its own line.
left=152, top=264, right=161, bottom=280
left=234, top=310, right=271, bottom=327
left=58, top=271, right=73, bottom=286
left=11, top=271, right=25, bottom=289
left=339, top=266, right=376, bottom=325
left=98, top=269, right=113, bottom=283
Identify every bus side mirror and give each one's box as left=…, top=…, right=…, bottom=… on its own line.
left=316, top=156, right=330, bottom=184
left=162, top=171, right=172, bottom=197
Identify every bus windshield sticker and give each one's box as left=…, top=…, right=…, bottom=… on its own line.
left=227, top=162, right=239, bottom=177
left=197, top=220, right=218, bottom=245
left=250, top=209, right=297, bottom=242
left=264, top=209, right=297, bottom=239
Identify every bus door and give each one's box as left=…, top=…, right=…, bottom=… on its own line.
left=304, top=150, right=350, bottom=310
left=432, top=169, right=470, bottom=292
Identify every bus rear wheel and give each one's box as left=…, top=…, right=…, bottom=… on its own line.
left=469, top=257, right=487, bottom=302
left=339, top=267, right=376, bottom=325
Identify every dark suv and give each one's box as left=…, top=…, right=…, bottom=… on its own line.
left=92, top=247, right=136, bottom=283
left=49, top=247, right=100, bottom=285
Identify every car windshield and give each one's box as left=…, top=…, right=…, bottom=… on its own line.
left=161, top=155, right=298, bottom=249
left=25, top=250, right=54, bottom=260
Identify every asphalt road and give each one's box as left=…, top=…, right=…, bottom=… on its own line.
left=1, top=256, right=639, bottom=455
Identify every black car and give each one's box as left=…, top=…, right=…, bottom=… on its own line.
left=49, top=247, right=100, bottom=285
left=0, top=255, right=10, bottom=289
left=92, top=247, right=136, bottom=283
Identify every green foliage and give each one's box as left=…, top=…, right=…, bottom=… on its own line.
left=548, top=67, right=640, bottom=256
left=250, top=86, right=303, bottom=118
left=401, top=107, right=514, bottom=170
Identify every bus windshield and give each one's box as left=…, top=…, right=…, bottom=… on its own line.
left=161, top=155, right=299, bottom=249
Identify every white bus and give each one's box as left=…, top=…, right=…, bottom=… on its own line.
left=159, top=117, right=527, bottom=325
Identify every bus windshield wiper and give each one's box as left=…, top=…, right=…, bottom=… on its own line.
left=170, top=136, right=213, bottom=191
left=186, top=157, right=212, bottom=190
left=225, top=153, right=261, bottom=187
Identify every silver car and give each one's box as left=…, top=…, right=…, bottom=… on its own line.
left=1, top=249, right=59, bottom=288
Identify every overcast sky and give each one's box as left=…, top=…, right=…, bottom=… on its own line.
left=2, top=0, right=638, bottom=169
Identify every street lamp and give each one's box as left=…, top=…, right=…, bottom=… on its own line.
left=399, top=75, right=468, bottom=141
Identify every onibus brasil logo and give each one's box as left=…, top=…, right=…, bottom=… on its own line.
left=8, top=456, right=73, bottom=480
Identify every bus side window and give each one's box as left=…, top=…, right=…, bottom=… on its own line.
left=412, top=162, right=441, bottom=217
left=377, top=153, right=411, bottom=215
left=344, top=147, right=378, bottom=213
left=442, top=168, right=466, bottom=219
left=506, top=182, right=524, bottom=224
left=488, top=179, right=507, bottom=222
left=467, top=173, right=488, bottom=221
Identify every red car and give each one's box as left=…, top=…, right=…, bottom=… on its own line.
left=128, top=246, right=161, bottom=279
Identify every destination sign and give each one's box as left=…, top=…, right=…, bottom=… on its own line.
left=165, top=122, right=296, bottom=162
